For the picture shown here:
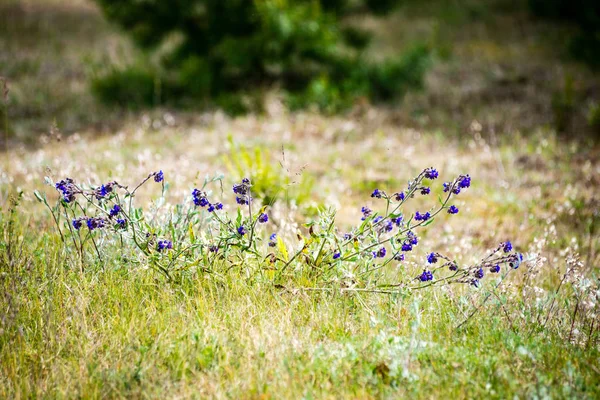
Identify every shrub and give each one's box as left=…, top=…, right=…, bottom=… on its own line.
left=93, top=0, right=431, bottom=112
left=529, top=0, right=600, bottom=68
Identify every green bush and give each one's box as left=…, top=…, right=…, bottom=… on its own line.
left=93, top=0, right=431, bottom=112
left=529, top=0, right=600, bottom=68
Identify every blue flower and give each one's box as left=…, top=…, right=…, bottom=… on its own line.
left=424, top=168, right=439, bottom=180
left=407, top=231, right=418, bottom=245
left=96, top=183, right=112, bottom=199
left=394, top=253, right=405, bottom=261
left=395, top=192, right=405, bottom=202
left=427, top=252, right=438, bottom=264
left=449, top=262, right=458, bottom=271
left=420, top=187, right=430, bottom=195
left=192, top=189, right=210, bottom=207
left=470, top=279, right=480, bottom=288
left=237, top=226, right=247, bottom=236
left=475, top=268, right=484, bottom=279
left=392, top=216, right=403, bottom=227
left=372, top=247, right=386, bottom=258
left=510, top=253, right=523, bottom=269
left=361, top=206, right=372, bottom=221
left=72, top=219, right=82, bottom=230
left=157, top=239, right=172, bottom=252
left=258, top=213, right=269, bottom=223
left=154, top=170, right=164, bottom=183
left=401, top=242, right=413, bottom=252
left=371, top=189, right=383, bottom=198
left=56, top=178, right=77, bottom=203
left=236, top=196, right=252, bottom=205
left=233, top=179, right=251, bottom=195
left=116, top=218, right=126, bottom=229
left=458, top=175, right=471, bottom=188
left=503, top=241, right=513, bottom=253
left=414, top=211, right=431, bottom=221
left=215, top=203, right=223, bottom=210
left=373, top=215, right=383, bottom=224
left=209, top=245, right=219, bottom=253
left=109, top=204, right=121, bottom=217
left=86, top=217, right=106, bottom=231
left=207, top=204, right=215, bottom=212
left=333, top=252, right=341, bottom=260
left=383, top=220, right=393, bottom=232
left=490, top=264, right=500, bottom=273
left=419, top=270, right=433, bottom=282
left=448, top=205, right=459, bottom=214
left=268, top=233, right=277, bottom=247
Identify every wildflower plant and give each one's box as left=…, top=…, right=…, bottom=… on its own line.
left=36, top=168, right=524, bottom=294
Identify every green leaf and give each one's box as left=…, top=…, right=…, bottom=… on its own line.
left=276, top=236, right=288, bottom=262
left=33, top=190, right=46, bottom=203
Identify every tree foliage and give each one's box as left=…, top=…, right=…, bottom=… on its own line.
left=93, top=0, right=431, bottom=112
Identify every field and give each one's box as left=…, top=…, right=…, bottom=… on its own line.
left=1, top=0, right=600, bottom=398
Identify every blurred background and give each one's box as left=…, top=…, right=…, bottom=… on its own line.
left=1, top=0, right=599, bottom=145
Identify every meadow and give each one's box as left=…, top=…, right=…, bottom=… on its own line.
left=1, top=0, right=600, bottom=398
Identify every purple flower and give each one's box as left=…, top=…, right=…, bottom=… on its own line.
left=392, top=216, right=403, bottom=227
left=215, top=203, right=223, bottom=210
left=209, top=245, right=219, bottom=253
left=268, top=233, right=277, bottom=247
left=470, top=279, right=480, bottom=288
left=109, top=204, right=121, bottom=217
left=258, top=213, right=269, bottom=223
left=475, top=268, right=484, bottom=279
left=207, top=204, right=215, bottom=212
left=427, top=252, right=438, bottom=264
left=373, top=216, right=383, bottom=224
left=424, top=168, right=439, bottom=180
left=116, top=218, right=126, bottom=229
left=157, top=239, right=172, bottom=252
left=419, top=270, right=433, bottom=282
left=458, top=175, right=471, bottom=189
left=361, top=206, right=372, bottom=221
left=371, top=189, right=383, bottom=199
left=401, top=242, right=413, bottom=252
left=414, top=211, right=431, bottom=221
left=154, top=170, right=164, bottom=183
left=383, top=220, right=393, bottom=232
left=237, top=226, right=247, bottom=236
left=86, top=217, right=106, bottom=231
left=233, top=178, right=251, bottom=195
left=72, top=219, right=82, bottom=230
left=503, top=241, right=513, bottom=253
left=96, top=183, right=113, bottom=199
left=192, top=189, right=209, bottom=207
left=449, top=262, right=458, bottom=271
left=510, top=253, right=524, bottom=269
left=372, top=247, right=386, bottom=258
left=490, top=264, right=500, bottom=273
left=343, top=233, right=352, bottom=240
left=333, top=252, right=341, bottom=260
left=420, top=187, right=430, bottom=195
left=236, top=196, right=252, bottom=205
left=56, top=178, right=77, bottom=203
left=448, top=205, right=459, bottom=214
left=394, top=192, right=405, bottom=202
left=407, top=231, right=418, bottom=245
left=394, top=253, right=405, bottom=261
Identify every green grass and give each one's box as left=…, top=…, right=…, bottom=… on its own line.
left=1, top=207, right=599, bottom=398
left=1, top=0, right=600, bottom=398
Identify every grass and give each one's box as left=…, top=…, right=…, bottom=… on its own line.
left=1, top=0, right=600, bottom=398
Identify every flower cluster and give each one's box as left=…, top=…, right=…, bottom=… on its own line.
left=41, top=167, right=524, bottom=294
left=233, top=178, right=252, bottom=205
